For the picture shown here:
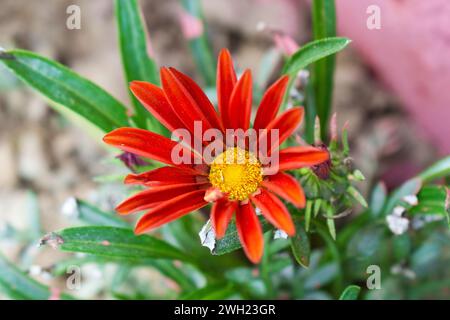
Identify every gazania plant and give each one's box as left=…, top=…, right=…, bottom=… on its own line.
left=0, top=0, right=449, bottom=302
left=104, top=49, right=329, bottom=263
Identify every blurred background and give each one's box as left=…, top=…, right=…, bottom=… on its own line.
left=0, top=0, right=449, bottom=298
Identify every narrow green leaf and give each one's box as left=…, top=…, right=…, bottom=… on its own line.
left=0, top=253, right=73, bottom=300
left=370, top=181, right=387, bottom=217
left=180, top=0, right=216, bottom=86
left=282, top=37, right=350, bottom=76
left=0, top=49, right=129, bottom=132
left=213, top=217, right=271, bottom=255
left=339, top=285, right=361, bottom=300
left=417, top=156, right=450, bottom=183
left=115, top=0, right=167, bottom=134
left=347, top=185, right=369, bottom=208
left=69, top=198, right=130, bottom=228
left=305, top=200, right=313, bottom=231
left=312, top=0, right=337, bottom=140
left=41, top=226, right=192, bottom=263
left=290, top=219, right=311, bottom=267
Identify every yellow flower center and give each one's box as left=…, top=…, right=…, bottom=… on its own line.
left=209, top=147, right=263, bottom=201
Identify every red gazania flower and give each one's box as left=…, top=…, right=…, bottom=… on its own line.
left=103, top=49, right=329, bottom=263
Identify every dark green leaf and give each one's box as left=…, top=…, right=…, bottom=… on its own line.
left=42, top=226, right=192, bottom=263
left=312, top=0, right=336, bottom=140
left=115, top=0, right=167, bottom=133
left=290, top=219, right=311, bottom=267
left=0, top=49, right=129, bottom=132
left=339, top=285, right=361, bottom=300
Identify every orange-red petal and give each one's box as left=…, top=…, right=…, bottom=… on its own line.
left=124, top=166, right=200, bottom=186
left=129, top=81, right=185, bottom=132
left=262, top=172, right=306, bottom=208
left=217, top=48, right=237, bottom=128
left=103, top=127, right=202, bottom=172
left=169, top=67, right=224, bottom=132
left=116, top=182, right=208, bottom=215
left=235, top=202, right=264, bottom=264
left=135, top=189, right=208, bottom=234
left=253, top=75, right=289, bottom=130
left=160, top=67, right=213, bottom=134
left=259, top=107, right=304, bottom=154
left=228, top=69, right=252, bottom=130
left=278, top=146, right=330, bottom=171
left=251, top=189, right=295, bottom=236
left=211, top=199, right=237, bottom=239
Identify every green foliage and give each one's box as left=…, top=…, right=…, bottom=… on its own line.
left=312, top=0, right=337, bottom=141
left=42, top=226, right=192, bottom=263
left=115, top=0, right=167, bottom=135
left=0, top=49, right=129, bottom=133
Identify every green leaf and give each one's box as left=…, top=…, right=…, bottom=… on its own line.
left=339, top=285, right=361, bottom=300
left=180, top=0, right=216, bottom=86
left=312, top=0, right=337, bottom=140
left=180, top=282, right=235, bottom=300
left=282, top=37, right=350, bottom=76
left=370, top=181, right=387, bottom=217
left=290, top=219, right=311, bottom=268
left=0, top=253, right=73, bottom=300
left=115, top=0, right=167, bottom=134
left=42, top=226, right=192, bottom=263
left=0, top=49, right=129, bottom=133
left=383, top=178, right=422, bottom=216
left=213, top=217, right=271, bottom=255
left=69, top=199, right=130, bottom=228
left=417, top=156, right=450, bottom=183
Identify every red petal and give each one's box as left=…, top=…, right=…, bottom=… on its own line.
left=235, top=202, right=264, bottom=264
left=169, top=68, right=224, bottom=132
left=217, top=48, right=237, bottom=128
left=135, top=189, right=208, bottom=234
left=228, top=69, right=252, bottom=130
left=103, top=127, right=201, bottom=171
left=259, top=107, right=304, bottom=154
left=278, top=146, right=329, bottom=171
left=116, top=182, right=208, bottom=215
left=262, top=172, right=305, bottom=208
left=129, top=81, right=185, bottom=132
left=251, top=189, right=295, bottom=236
left=161, top=68, right=213, bottom=134
left=253, top=75, right=289, bottom=130
left=211, top=200, right=237, bottom=238
left=124, top=166, right=201, bottom=186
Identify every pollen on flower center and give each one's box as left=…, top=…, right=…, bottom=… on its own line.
left=209, top=147, right=263, bottom=201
